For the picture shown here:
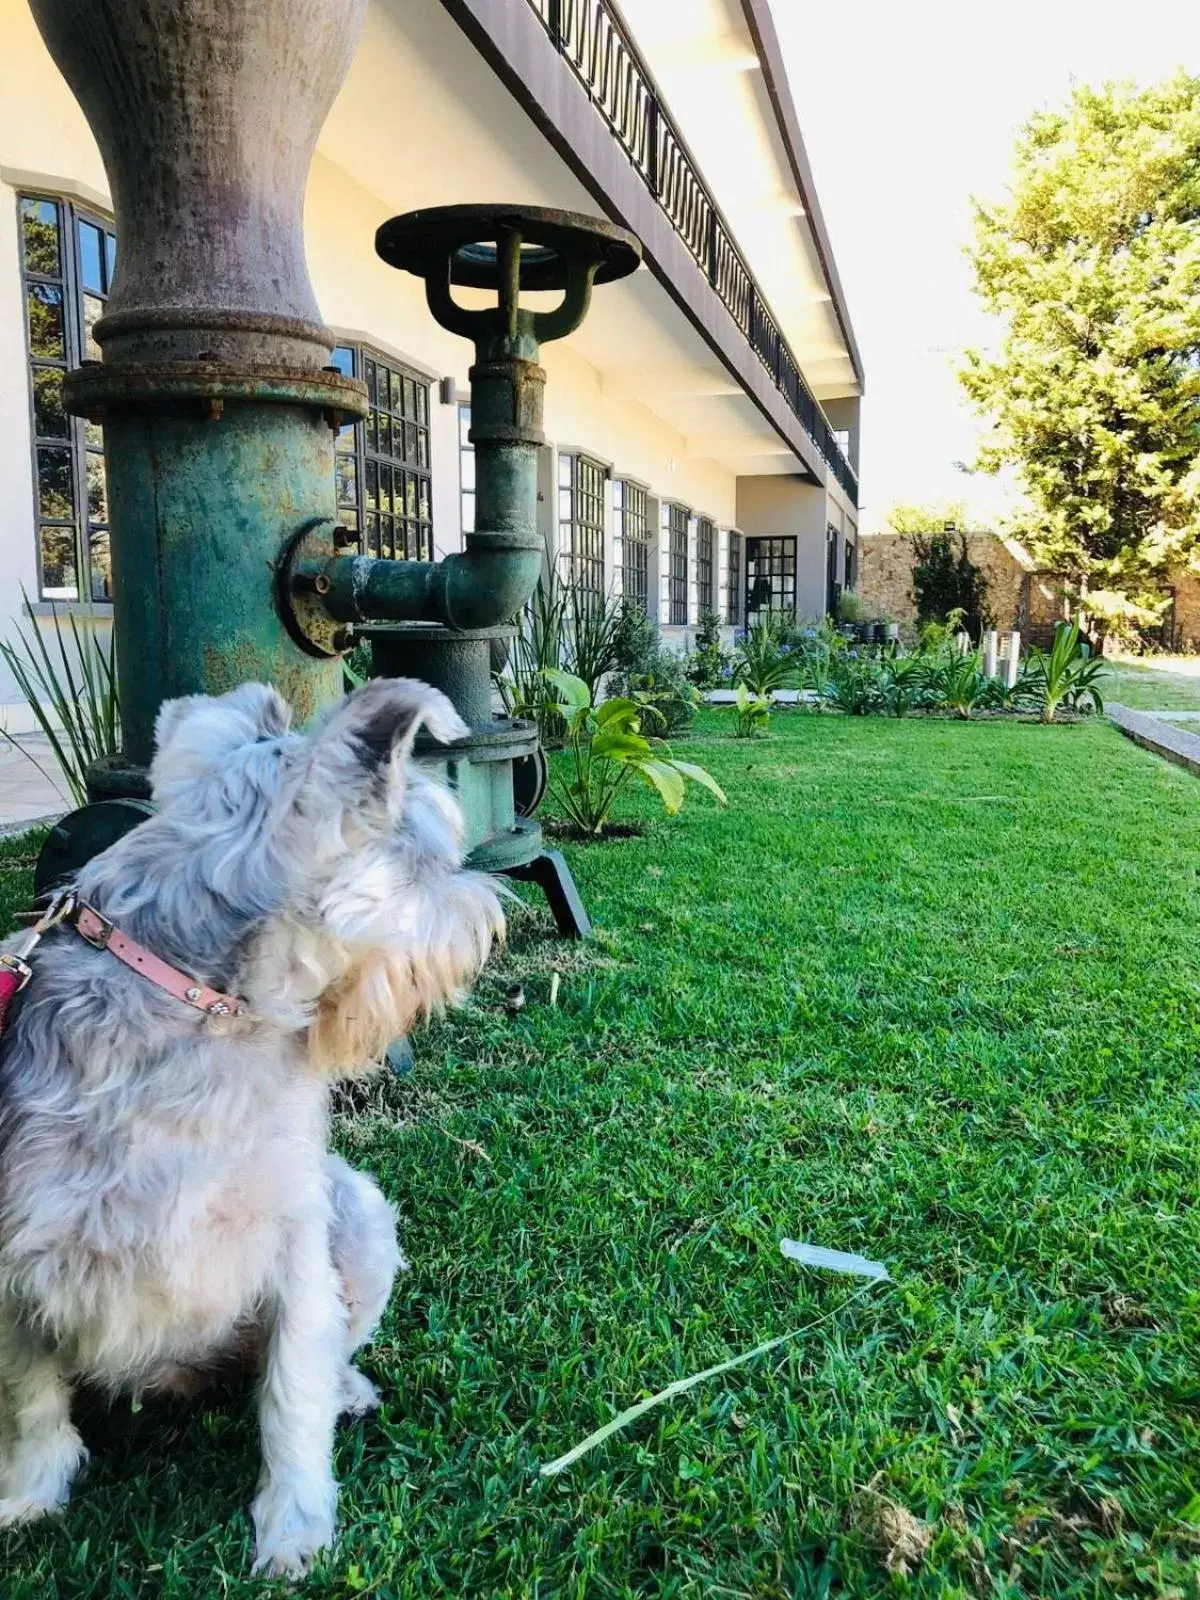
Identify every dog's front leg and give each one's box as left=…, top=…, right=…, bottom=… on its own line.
left=251, top=1206, right=346, bottom=1577
left=0, top=1316, right=87, bottom=1525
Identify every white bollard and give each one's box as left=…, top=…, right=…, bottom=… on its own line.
left=954, top=630, right=971, bottom=655
left=983, top=629, right=998, bottom=678
left=1005, top=631, right=1021, bottom=688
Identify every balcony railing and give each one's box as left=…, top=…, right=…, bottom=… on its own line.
left=526, top=0, right=858, bottom=503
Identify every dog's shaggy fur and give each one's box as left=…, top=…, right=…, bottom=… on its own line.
left=0, top=678, right=503, bottom=1574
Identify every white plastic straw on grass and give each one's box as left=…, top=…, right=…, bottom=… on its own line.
left=779, top=1239, right=891, bottom=1281
left=538, top=1278, right=881, bottom=1477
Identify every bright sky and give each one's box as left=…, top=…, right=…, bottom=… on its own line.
left=778, top=0, right=1200, bottom=531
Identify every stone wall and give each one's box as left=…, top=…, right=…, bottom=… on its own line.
left=858, top=530, right=1063, bottom=640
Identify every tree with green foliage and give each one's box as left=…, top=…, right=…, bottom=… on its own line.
left=961, top=74, right=1200, bottom=635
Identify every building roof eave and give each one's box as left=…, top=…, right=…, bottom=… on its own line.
left=736, top=0, right=866, bottom=395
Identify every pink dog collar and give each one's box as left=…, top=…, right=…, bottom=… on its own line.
left=69, top=901, right=247, bottom=1018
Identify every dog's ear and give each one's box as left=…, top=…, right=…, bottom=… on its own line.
left=151, top=683, right=292, bottom=796
left=311, top=678, right=467, bottom=780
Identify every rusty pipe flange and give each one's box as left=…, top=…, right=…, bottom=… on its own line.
left=62, top=361, right=368, bottom=424
left=375, top=205, right=641, bottom=292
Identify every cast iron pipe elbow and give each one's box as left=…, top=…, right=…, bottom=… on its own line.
left=312, top=532, right=542, bottom=633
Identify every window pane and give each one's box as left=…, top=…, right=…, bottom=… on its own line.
left=85, top=417, right=104, bottom=451
left=376, top=367, right=391, bottom=411
left=88, top=527, right=112, bottom=602
left=38, top=446, right=74, bottom=519
left=379, top=465, right=393, bottom=515
left=377, top=411, right=391, bottom=456
left=329, top=345, right=355, bottom=378
left=78, top=221, right=104, bottom=293
left=462, top=491, right=475, bottom=534
left=365, top=457, right=378, bottom=513
left=31, top=367, right=68, bottom=438
left=402, top=422, right=416, bottom=464
left=21, top=198, right=60, bottom=276
left=418, top=479, right=430, bottom=521
left=417, top=387, right=428, bottom=425
left=86, top=453, right=108, bottom=522
left=402, top=376, right=416, bottom=417
left=105, top=231, right=117, bottom=288
left=404, top=472, right=417, bottom=518
left=335, top=453, right=358, bottom=509
left=461, top=450, right=475, bottom=492
left=558, top=454, right=573, bottom=488
left=83, top=293, right=104, bottom=360
left=28, top=284, right=65, bottom=359
left=366, top=512, right=381, bottom=558
left=417, top=429, right=429, bottom=470
left=39, top=525, right=77, bottom=598
left=459, top=407, right=472, bottom=444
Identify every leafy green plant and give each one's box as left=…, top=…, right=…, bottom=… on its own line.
left=564, top=583, right=623, bottom=701
left=541, top=669, right=725, bottom=836
left=496, top=565, right=570, bottom=744
left=611, top=598, right=658, bottom=674
left=1022, top=621, right=1108, bottom=722
left=732, top=681, right=771, bottom=738
left=941, top=649, right=989, bottom=719
left=343, top=637, right=373, bottom=690
left=836, top=591, right=873, bottom=626
left=877, top=652, right=929, bottom=717
left=686, top=610, right=733, bottom=690
left=734, top=616, right=797, bottom=697
left=0, top=593, right=120, bottom=807
left=608, top=645, right=700, bottom=737
left=823, top=654, right=883, bottom=715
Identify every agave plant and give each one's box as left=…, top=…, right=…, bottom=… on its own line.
left=877, top=652, right=929, bottom=717
left=0, top=593, right=120, bottom=807
left=734, top=615, right=797, bottom=697
left=1022, top=622, right=1107, bottom=722
left=541, top=669, right=725, bottom=836
left=940, top=649, right=989, bottom=720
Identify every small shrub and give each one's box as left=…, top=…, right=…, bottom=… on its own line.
left=823, top=653, right=883, bottom=715
left=733, top=680, right=771, bottom=738
left=940, top=649, right=989, bottom=719
left=542, top=669, right=725, bottom=836
left=686, top=610, right=734, bottom=690
left=609, top=643, right=699, bottom=738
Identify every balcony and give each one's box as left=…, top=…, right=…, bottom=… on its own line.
left=524, top=0, right=858, bottom=503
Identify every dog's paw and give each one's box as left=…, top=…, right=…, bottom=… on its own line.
left=0, top=1493, right=64, bottom=1527
left=251, top=1476, right=336, bottom=1578
left=338, top=1365, right=382, bottom=1419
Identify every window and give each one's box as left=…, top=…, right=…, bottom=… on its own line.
left=614, top=478, right=649, bottom=613
left=459, top=405, right=475, bottom=535
left=329, top=344, right=433, bottom=561
left=746, top=536, right=796, bottom=624
left=844, top=537, right=857, bottom=593
left=666, top=503, right=689, bottom=626
left=727, top=531, right=743, bottom=626
left=19, top=194, right=116, bottom=600
left=696, top=517, right=714, bottom=614
left=558, top=452, right=606, bottom=599
left=825, top=525, right=841, bottom=617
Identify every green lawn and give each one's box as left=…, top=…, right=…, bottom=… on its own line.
left=4, top=712, right=1200, bottom=1597
left=1104, top=656, right=1200, bottom=710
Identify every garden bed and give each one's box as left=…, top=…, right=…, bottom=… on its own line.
left=2, top=715, right=1199, bottom=1597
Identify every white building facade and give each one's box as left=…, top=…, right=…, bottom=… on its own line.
left=0, top=0, right=864, bottom=723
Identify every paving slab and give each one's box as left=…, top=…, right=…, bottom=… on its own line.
left=1108, top=703, right=1200, bottom=777
left=0, top=734, right=69, bottom=832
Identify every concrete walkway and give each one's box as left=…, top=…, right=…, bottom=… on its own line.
left=0, top=734, right=69, bottom=833
left=1107, top=704, right=1200, bottom=778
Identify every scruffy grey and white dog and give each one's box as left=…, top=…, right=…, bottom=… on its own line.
left=0, top=677, right=503, bottom=1574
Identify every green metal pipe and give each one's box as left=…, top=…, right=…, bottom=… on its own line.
left=102, top=398, right=349, bottom=766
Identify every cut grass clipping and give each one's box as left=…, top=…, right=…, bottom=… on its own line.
left=3, top=712, right=1200, bottom=1597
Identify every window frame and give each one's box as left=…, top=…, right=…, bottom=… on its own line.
left=329, top=342, right=434, bottom=562
left=696, top=516, right=715, bottom=615
left=558, top=450, right=607, bottom=600
left=666, top=502, right=689, bottom=627
left=18, top=192, right=116, bottom=602
left=614, top=477, right=649, bottom=614
left=727, top=530, right=743, bottom=627
left=746, top=535, right=796, bottom=624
